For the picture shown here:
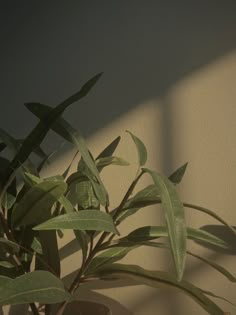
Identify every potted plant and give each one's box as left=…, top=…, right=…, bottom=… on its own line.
left=0, top=74, right=235, bottom=315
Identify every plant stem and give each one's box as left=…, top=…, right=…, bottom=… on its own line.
left=30, top=303, right=40, bottom=315
left=113, top=169, right=144, bottom=221
left=55, top=170, right=145, bottom=315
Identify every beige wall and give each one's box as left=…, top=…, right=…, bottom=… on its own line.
left=54, top=51, right=236, bottom=315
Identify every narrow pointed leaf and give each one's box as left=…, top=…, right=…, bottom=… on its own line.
left=96, top=156, right=129, bottom=168
left=0, top=261, right=15, bottom=269
left=24, top=173, right=74, bottom=213
left=86, top=246, right=137, bottom=275
left=125, top=226, right=228, bottom=249
left=201, top=289, right=236, bottom=307
left=62, top=150, right=79, bottom=179
left=96, top=136, right=121, bottom=160
left=169, top=162, right=188, bottom=184
left=97, top=264, right=225, bottom=315
left=184, top=202, right=236, bottom=236
left=34, top=210, right=119, bottom=234
left=12, top=180, right=67, bottom=227
left=187, top=250, right=236, bottom=282
left=2, top=192, right=16, bottom=210
left=111, top=240, right=236, bottom=284
left=3, top=74, right=102, bottom=185
left=0, top=238, right=19, bottom=253
left=35, top=231, right=61, bottom=277
left=126, top=131, right=147, bottom=166
left=74, top=230, right=88, bottom=263
left=26, top=103, right=108, bottom=206
left=0, top=271, right=71, bottom=305
left=143, top=169, right=186, bottom=281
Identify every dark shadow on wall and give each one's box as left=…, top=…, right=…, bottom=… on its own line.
left=1, top=1, right=236, bottom=146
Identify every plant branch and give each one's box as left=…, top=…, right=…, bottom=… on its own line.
left=30, top=303, right=40, bottom=315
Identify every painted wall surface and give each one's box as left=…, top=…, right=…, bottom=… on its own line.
left=1, top=2, right=236, bottom=314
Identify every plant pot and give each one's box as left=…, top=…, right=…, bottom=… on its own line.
left=63, top=300, right=112, bottom=315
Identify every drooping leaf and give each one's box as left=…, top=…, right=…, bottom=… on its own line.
left=0, top=271, right=72, bottom=305
left=142, top=169, right=186, bottom=281
left=184, top=202, right=236, bottom=237
left=168, top=162, right=188, bottom=184
left=96, top=156, right=129, bottom=169
left=34, top=210, right=119, bottom=235
left=12, top=180, right=67, bottom=227
left=97, top=264, right=225, bottom=315
left=86, top=246, right=137, bottom=275
left=187, top=250, right=236, bottom=282
left=62, top=150, right=79, bottom=179
left=126, top=131, right=147, bottom=166
left=124, top=226, right=229, bottom=249
left=114, top=240, right=236, bottom=283
left=200, top=289, right=236, bottom=307
left=3, top=73, right=102, bottom=186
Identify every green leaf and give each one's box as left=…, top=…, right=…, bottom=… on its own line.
left=35, top=231, right=61, bottom=277
left=142, top=169, right=186, bottom=281
left=25, top=101, right=108, bottom=206
left=24, top=173, right=74, bottom=214
left=68, top=177, right=99, bottom=209
left=0, top=271, right=72, bottom=305
left=97, top=264, right=225, bottom=315
left=74, top=157, right=105, bottom=207
left=0, top=238, right=19, bottom=253
left=34, top=210, right=119, bottom=235
left=116, top=240, right=236, bottom=283
left=3, top=74, right=102, bottom=186
left=168, top=162, right=188, bottom=184
left=31, top=236, right=43, bottom=255
left=74, top=230, right=88, bottom=264
left=114, top=185, right=160, bottom=223
left=125, top=226, right=229, bottom=249
left=2, top=192, right=16, bottom=210
left=126, top=131, right=147, bottom=166
left=201, top=289, right=236, bottom=307
left=12, top=180, right=67, bottom=227
left=124, top=184, right=159, bottom=209
left=184, top=203, right=236, bottom=237
left=62, top=150, right=79, bottom=179
left=187, top=250, right=236, bottom=282
left=96, top=156, right=129, bottom=168
left=0, top=261, right=15, bottom=269
left=96, top=136, right=121, bottom=160
left=86, top=246, right=137, bottom=275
